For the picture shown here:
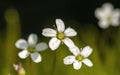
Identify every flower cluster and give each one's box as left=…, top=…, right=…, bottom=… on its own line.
left=15, top=19, right=93, bottom=70
left=42, top=19, right=93, bottom=70
left=15, top=2, right=120, bottom=72
left=95, top=3, right=120, bottom=29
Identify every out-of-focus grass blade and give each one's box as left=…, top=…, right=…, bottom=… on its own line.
left=2, top=8, right=21, bottom=75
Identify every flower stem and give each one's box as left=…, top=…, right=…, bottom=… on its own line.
left=51, top=51, right=57, bottom=75
left=27, top=57, right=33, bottom=75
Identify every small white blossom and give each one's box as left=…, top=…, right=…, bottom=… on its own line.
left=95, top=3, right=120, bottom=29
left=42, top=19, right=77, bottom=50
left=15, top=33, right=48, bottom=63
left=63, top=46, right=93, bottom=70
left=13, top=63, right=26, bottom=75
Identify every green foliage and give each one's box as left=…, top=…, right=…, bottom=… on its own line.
left=0, top=8, right=120, bottom=75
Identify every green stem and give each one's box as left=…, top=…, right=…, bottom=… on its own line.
left=29, top=58, right=33, bottom=75
left=98, top=27, right=117, bottom=75
left=26, top=57, right=33, bottom=75
left=51, top=51, right=56, bottom=75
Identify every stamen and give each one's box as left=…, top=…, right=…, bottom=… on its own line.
left=57, top=32, right=65, bottom=40
left=28, top=46, right=35, bottom=53
left=76, top=55, right=83, bottom=61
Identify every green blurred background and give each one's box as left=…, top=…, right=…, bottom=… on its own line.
left=0, top=0, right=120, bottom=75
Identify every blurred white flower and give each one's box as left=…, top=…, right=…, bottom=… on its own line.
left=13, top=63, right=26, bottom=75
left=95, top=3, right=120, bottom=29
left=15, top=33, right=48, bottom=63
left=42, top=19, right=77, bottom=50
left=63, top=46, right=93, bottom=70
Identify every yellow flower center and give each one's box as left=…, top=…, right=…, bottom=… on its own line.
left=76, top=55, right=84, bottom=61
left=28, top=46, right=35, bottom=53
left=57, top=32, right=65, bottom=40
left=107, top=16, right=111, bottom=22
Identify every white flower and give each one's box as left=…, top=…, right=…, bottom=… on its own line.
left=42, top=19, right=77, bottom=50
left=95, top=3, right=120, bottom=29
left=13, top=63, right=26, bottom=75
left=63, top=46, right=93, bottom=70
left=15, top=33, right=48, bottom=63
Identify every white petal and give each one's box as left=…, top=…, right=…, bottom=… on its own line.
left=31, top=52, right=42, bottom=63
left=82, top=58, right=93, bottom=67
left=28, top=33, right=38, bottom=46
left=95, top=8, right=105, bottom=19
left=98, top=20, right=109, bottom=29
left=63, top=38, right=75, bottom=48
left=18, top=50, right=29, bottom=59
left=36, top=42, right=48, bottom=51
left=103, top=3, right=113, bottom=9
left=64, top=27, right=77, bottom=37
left=42, top=28, right=57, bottom=37
left=49, top=37, right=61, bottom=50
left=69, top=46, right=80, bottom=56
left=112, top=9, right=120, bottom=18
left=13, top=64, right=19, bottom=71
left=111, top=9, right=120, bottom=26
left=81, top=46, right=93, bottom=57
left=111, top=18, right=119, bottom=26
left=56, top=19, right=65, bottom=32
left=13, top=63, right=22, bottom=71
left=73, top=60, right=82, bottom=70
left=15, top=39, right=28, bottom=49
left=102, top=3, right=113, bottom=15
left=63, top=56, right=75, bottom=65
